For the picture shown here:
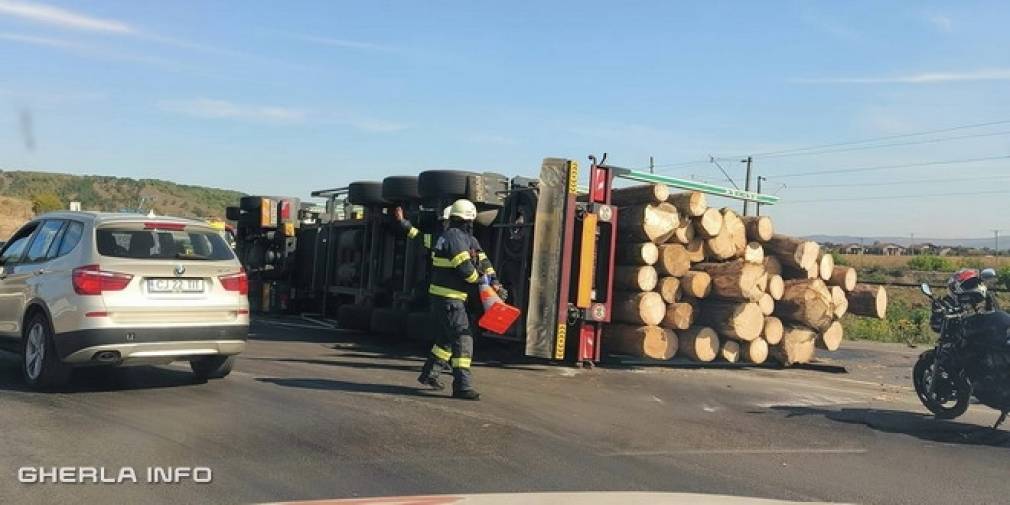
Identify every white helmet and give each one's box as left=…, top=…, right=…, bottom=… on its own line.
left=448, top=199, right=477, bottom=221
left=441, top=206, right=451, bottom=221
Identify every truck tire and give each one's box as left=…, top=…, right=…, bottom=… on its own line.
left=347, top=182, right=387, bottom=206
left=406, top=311, right=438, bottom=342
left=418, top=170, right=475, bottom=200
left=225, top=206, right=243, bottom=221
left=382, top=176, right=421, bottom=202
left=337, top=304, right=373, bottom=332
left=240, top=196, right=263, bottom=211
left=190, top=355, right=235, bottom=380
left=370, top=308, right=407, bottom=337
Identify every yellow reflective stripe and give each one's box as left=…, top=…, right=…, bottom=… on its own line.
left=432, top=257, right=454, bottom=267
left=450, top=250, right=471, bottom=267
left=451, top=357, right=472, bottom=368
left=483, top=267, right=495, bottom=275
left=464, top=270, right=479, bottom=284
left=431, top=345, right=451, bottom=361
left=429, top=284, right=468, bottom=300
left=407, top=227, right=419, bottom=239
left=477, top=252, right=488, bottom=261
left=423, top=234, right=432, bottom=249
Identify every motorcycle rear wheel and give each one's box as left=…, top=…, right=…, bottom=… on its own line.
left=913, top=350, right=971, bottom=420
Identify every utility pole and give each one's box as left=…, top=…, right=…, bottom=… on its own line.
left=741, top=156, right=753, bottom=216
left=993, top=229, right=1000, bottom=256
left=649, top=156, right=654, bottom=174
left=756, top=176, right=767, bottom=216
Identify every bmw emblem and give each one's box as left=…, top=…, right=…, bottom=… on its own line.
left=174, top=264, right=186, bottom=276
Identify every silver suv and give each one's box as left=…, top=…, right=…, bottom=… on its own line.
left=0, top=212, right=249, bottom=389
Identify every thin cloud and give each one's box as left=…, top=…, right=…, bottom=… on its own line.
left=0, top=32, right=172, bottom=65
left=0, top=0, right=132, bottom=33
left=159, top=98, right=307, bottom=123
left=793, top=69, right=1010, bottom=84
left=296, top=34, right=398, bottom=52
left=926, top=13, right=952, bottom=33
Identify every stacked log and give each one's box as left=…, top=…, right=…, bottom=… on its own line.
left=601, top=185, right=886, bottom=366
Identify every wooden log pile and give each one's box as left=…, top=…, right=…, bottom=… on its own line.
left=602, top=184, right=888, bottom=367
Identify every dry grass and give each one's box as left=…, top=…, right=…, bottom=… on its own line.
left=0, top=196, right=33, bottom=241
left=840, top=254, right=1010, bottom=269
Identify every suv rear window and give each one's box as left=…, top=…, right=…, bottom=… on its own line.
left=97, top=228, right=235, bottom=261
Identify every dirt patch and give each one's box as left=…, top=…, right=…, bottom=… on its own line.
left=0, top=196, right=33, bottom=241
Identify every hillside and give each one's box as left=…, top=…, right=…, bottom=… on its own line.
left=804, top=234, right=1003, bottom=251
left=0, top=170, right=245, bottom=221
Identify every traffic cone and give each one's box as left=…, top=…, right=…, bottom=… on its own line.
left=477, top=283, right=521, bottom=335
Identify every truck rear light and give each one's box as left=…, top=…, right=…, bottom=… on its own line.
left=72, top=265, right=133, bottom=295
left=219, top=269, right=248, bottom=295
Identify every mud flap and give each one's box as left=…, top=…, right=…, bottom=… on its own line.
left=525, top=158, right=577, bottom=359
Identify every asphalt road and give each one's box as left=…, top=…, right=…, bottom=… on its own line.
left=1, top=317, right=1008, bottom=505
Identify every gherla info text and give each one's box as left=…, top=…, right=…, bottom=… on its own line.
left=18, top=466, right=212, bottom=484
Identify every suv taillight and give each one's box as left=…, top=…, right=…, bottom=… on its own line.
left=72, top=265, right=134, bottom=295
left=219, top=269, right=248, bottom=295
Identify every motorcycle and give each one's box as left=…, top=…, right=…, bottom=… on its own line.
left=914, top=268, right=1010, bottom=429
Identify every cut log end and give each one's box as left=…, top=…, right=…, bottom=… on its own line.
left=694, top=208, right=724, bottom=238
left=744, top=242, right=765, bottom=265
left=758, top=293, right=775, bottom=316
left=678, top=326, right=720, bottom=362
left=720, top=340, right=741, bottom=363
left=616, top=242, right=660, bottom=266
left=767, top=274, right=784, bottom=301
left=614, top=265, right=659, bottom=292
left=848, top=284, right=888, bottom=319
left=681, top=270, right=712, bottom=298
left=818, top=253, right=835, bottom=282
left=668, top=191, right=708, bottom=217
left=828, top=266, right=857, bottom=292
left=762, top=316, right=784, bottom=345
left=612, top=291, right=667, bottom=326
left=697, top=300, right=763, bottom=341
left=741, top=338, right=769, bottom=364
left=817, top=320, right=843, bottom=351
left=662, top=302, right=695, bottom=330
left=605, top=324, right=677, bottom=360
left=658, top=277, right=681, bottom=303
left=742, top=215, right=774, bottom=242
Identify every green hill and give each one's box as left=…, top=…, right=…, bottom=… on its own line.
left=0, top=170, right=245, bottom=219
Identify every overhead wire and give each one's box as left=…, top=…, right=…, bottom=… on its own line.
left=764, top=155, right=1010, bottom=179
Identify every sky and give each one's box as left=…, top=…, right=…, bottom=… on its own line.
left=1, top=0, right=1009, bottom=238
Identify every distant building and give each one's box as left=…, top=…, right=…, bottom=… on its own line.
left=867, top=243, right=905, bottom=256
left=840, top=243, right=865, bottom=255
left=908, top=243, right=938, bottom=255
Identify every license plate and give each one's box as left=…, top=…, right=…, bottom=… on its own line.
left=147, top=278, right=205, bottom=294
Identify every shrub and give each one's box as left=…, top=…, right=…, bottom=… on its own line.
left=31, top=192, right=63, bottom=214
left=831, top=252, right=848, bottom=266
left=907, top=255, right=951, bottom=272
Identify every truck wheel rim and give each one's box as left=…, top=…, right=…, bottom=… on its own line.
left=25, top=323, right=45, bottom=380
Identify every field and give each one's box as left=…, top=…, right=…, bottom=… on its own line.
left=839, top=254, right=1010, bottom=269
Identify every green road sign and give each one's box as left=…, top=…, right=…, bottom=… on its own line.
left=611, top=167, right=779, bottom=205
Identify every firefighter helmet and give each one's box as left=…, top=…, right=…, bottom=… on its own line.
left=448, top=199, right=477, bottom=221
left=441, top=206, right=451, bottom=221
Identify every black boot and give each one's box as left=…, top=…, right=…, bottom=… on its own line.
left=417, top=358, right=446, bottom=390
left=452, top=389, right=480, bottom=401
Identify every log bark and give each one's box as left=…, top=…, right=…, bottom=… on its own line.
left=618, top=202, right=680, bottom=243
left=612, top=291, right=666, bottom=326
left=848, top=284, right=888, bottom=319
left=656, top=244, right=691, bottom=277
left=692, top=260, right=766, bottom=302
left=704, top=229, right=737, bottom=261
left=741, top=338, right=769, bottom=364
left=696, top=301, right=763, bottom=341
left=693, top=208, right=724, bottom=238
left=662, top=302, right=695, bottom=330
left=818, top=252, right=835, bottom=282
left=763, top=255, right=783, bottom=276
left=611, top=184, right=670, bottom=206
left=680, top=271, right=711, bottom=298
left=828, top=266, right=857, bottom=292
left=817, top=320, right=843, bottom=351
left=830, top=286, right=848, bottom=319
left=720, top=208, right=748, bottom=257
left=720, top=340, right=741, bottom=363
left=668, top=191, right=708, bottom=217
left=685, top=237, right=705, bottom=263
left=616, top=242, right=659, bottom=266
left=614, top=265, right=659, bottom=292
left=677, top=326, right=720, bottom=362
left=741, top=215, right=774, bottom=242
left=658, top=277, right=681, bottom=303
left=767, top=274, right=784, bottom=300
left=784, top=263, right=819, bottom=280
left=605, top=324, right=678, bottom=359
left=744, top=242, right=765, bottom=265
left=762, top=316, right=784, bottom=345
left=773, top=278, right=834, bottom=331
left=770, top=325, right=817, bottom=366
left=758, top=292, right=775, bottom=316
left=765, top=235, right=820, bottom=271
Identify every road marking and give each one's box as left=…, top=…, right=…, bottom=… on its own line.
left=606, top=447, right=868, bottom=456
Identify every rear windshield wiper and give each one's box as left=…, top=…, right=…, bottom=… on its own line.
left=175, top=252, right=210, bottom=260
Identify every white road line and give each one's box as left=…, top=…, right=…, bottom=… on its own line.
left=607, top=448, right=868, bottom=456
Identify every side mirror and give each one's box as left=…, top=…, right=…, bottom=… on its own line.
left=981, top=268, right=997, bottom=282
left=920, top=283, right=933, bottom=297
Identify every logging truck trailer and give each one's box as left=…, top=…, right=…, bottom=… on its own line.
left=228, top=156, right=778, bottom=364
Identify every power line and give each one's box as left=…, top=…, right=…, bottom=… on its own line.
left=742, top=118, right=1010, bottom=158
left=756, top=130, right=1010, bottom=159
left=765, top=154, right=1010, bottom=179
left=788, top=173, right=1010, bottom=189
left=780, top=188, right=1010, bottom=204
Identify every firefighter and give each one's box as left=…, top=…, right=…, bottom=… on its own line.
left=417, top=198, right=496, bottom=400
left=394, top=206, right=450, bottom=249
